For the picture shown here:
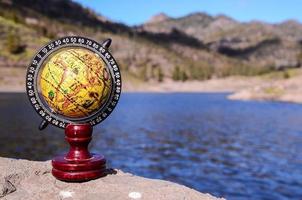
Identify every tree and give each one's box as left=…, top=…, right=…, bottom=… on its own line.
left=172, top=66, right=181, bottom=81
left=140, top=65, right=148, bottom=81
left=283, top=70, right=290, bottom=79
left=6, top=30, right=25, bottom=54
left=180, top=71, right=188, bottom=82
left=189, top=64, right=213, bottom=80
left=157, top=67, right=164, bottom=82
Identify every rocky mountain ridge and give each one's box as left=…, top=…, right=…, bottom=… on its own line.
left=0, top=0, right=301, bottom=84
left=141, top=13, right=302, bottom=70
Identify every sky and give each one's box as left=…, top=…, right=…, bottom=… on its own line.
left=74, top=0, right=301, bottom=26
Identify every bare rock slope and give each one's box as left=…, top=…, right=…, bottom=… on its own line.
left=0, top=157, right=221, bottom=200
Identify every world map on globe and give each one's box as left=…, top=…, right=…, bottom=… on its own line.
left=39, top=47, right=112, bottom=118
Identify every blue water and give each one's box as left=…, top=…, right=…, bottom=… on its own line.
left=0, top=93, right=302, bottom=199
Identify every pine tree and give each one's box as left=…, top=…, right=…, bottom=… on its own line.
left=172, top=66, right=181, bottom=81
left=140, top=65, right=148, bottom=81
left=157, top=67, right=164, bottom=82
left=181, top=71, right=188, bottom=82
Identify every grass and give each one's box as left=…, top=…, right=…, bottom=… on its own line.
left=261, top=68, right=301, bottom=80
left=120, top=70, right=145, bottom=85
left=263, top=86, right=284, bottom=96
left=0, top=16, right=50, bottom=62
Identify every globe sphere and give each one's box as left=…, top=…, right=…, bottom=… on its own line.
left=39, top=47, right=112, bottom=118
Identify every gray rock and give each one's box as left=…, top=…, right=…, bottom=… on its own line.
left=0, top=157, right=222, bottom=200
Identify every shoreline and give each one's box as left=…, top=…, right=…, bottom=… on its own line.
left=0, top=90, right=234, bottom=93
left=0, top=67, right=257, bottom=93
left=0, top=75, right=258, bottom=94
left=2, top=67, right=302, bottom=104
left=1, top=89, right=302, bottom=105
left=3, top=90, right=301, bottom=105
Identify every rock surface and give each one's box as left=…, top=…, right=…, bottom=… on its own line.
left=0, top=157, right=221, bottom=200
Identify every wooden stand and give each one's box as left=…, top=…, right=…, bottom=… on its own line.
left=52, top=124, right=106, bottom=181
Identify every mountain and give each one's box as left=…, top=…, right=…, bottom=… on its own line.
left=141, top=13, right=238, bottom=41
left=141, top=13, right=302, bottom=70
left=146, top=13, right=171, bottom=24
left=0, top=0, right=302, bottom=85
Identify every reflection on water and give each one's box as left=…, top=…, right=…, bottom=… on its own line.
left=0, top=93, right=302, bottom=199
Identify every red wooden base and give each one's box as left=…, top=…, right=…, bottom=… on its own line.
left=51, top=124, right=106, bottom=182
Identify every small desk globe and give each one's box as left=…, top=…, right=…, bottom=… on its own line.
left=39, top=47, right=112, bottom=118
left=26, top=36, right=122, bottom=182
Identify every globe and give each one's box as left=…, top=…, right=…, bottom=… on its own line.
left=39, top=47, right=112, bottom=118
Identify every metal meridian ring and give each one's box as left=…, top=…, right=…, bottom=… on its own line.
left=26, top=36, right=122, bottom=129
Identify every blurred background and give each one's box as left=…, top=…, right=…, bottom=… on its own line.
left=0, top=0, right=302, bottom=199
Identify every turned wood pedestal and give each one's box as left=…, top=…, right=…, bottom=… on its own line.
left=52, top=124, right=106, bottom=182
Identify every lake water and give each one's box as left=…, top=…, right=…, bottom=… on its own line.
left=0, top=93, right=302, bottom=199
